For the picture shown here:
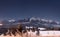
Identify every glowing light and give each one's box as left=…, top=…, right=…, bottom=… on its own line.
left=38, top=28, right=46, bottom=30
left=0, top=24, right=3, bottom=26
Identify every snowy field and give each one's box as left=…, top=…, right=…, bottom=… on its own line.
left=0, top=31, right=60, bottom=37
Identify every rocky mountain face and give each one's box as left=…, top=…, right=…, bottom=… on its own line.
left=0, top=17, right=60, bottom=30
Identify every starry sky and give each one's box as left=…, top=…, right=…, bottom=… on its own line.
left=0, top=0, right=60, bottom=21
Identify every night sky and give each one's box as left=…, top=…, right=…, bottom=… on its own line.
left=0, top=0, right=60, bottom=21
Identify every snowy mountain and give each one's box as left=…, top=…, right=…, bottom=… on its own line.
left=0, top=17, right=60, bottom=30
